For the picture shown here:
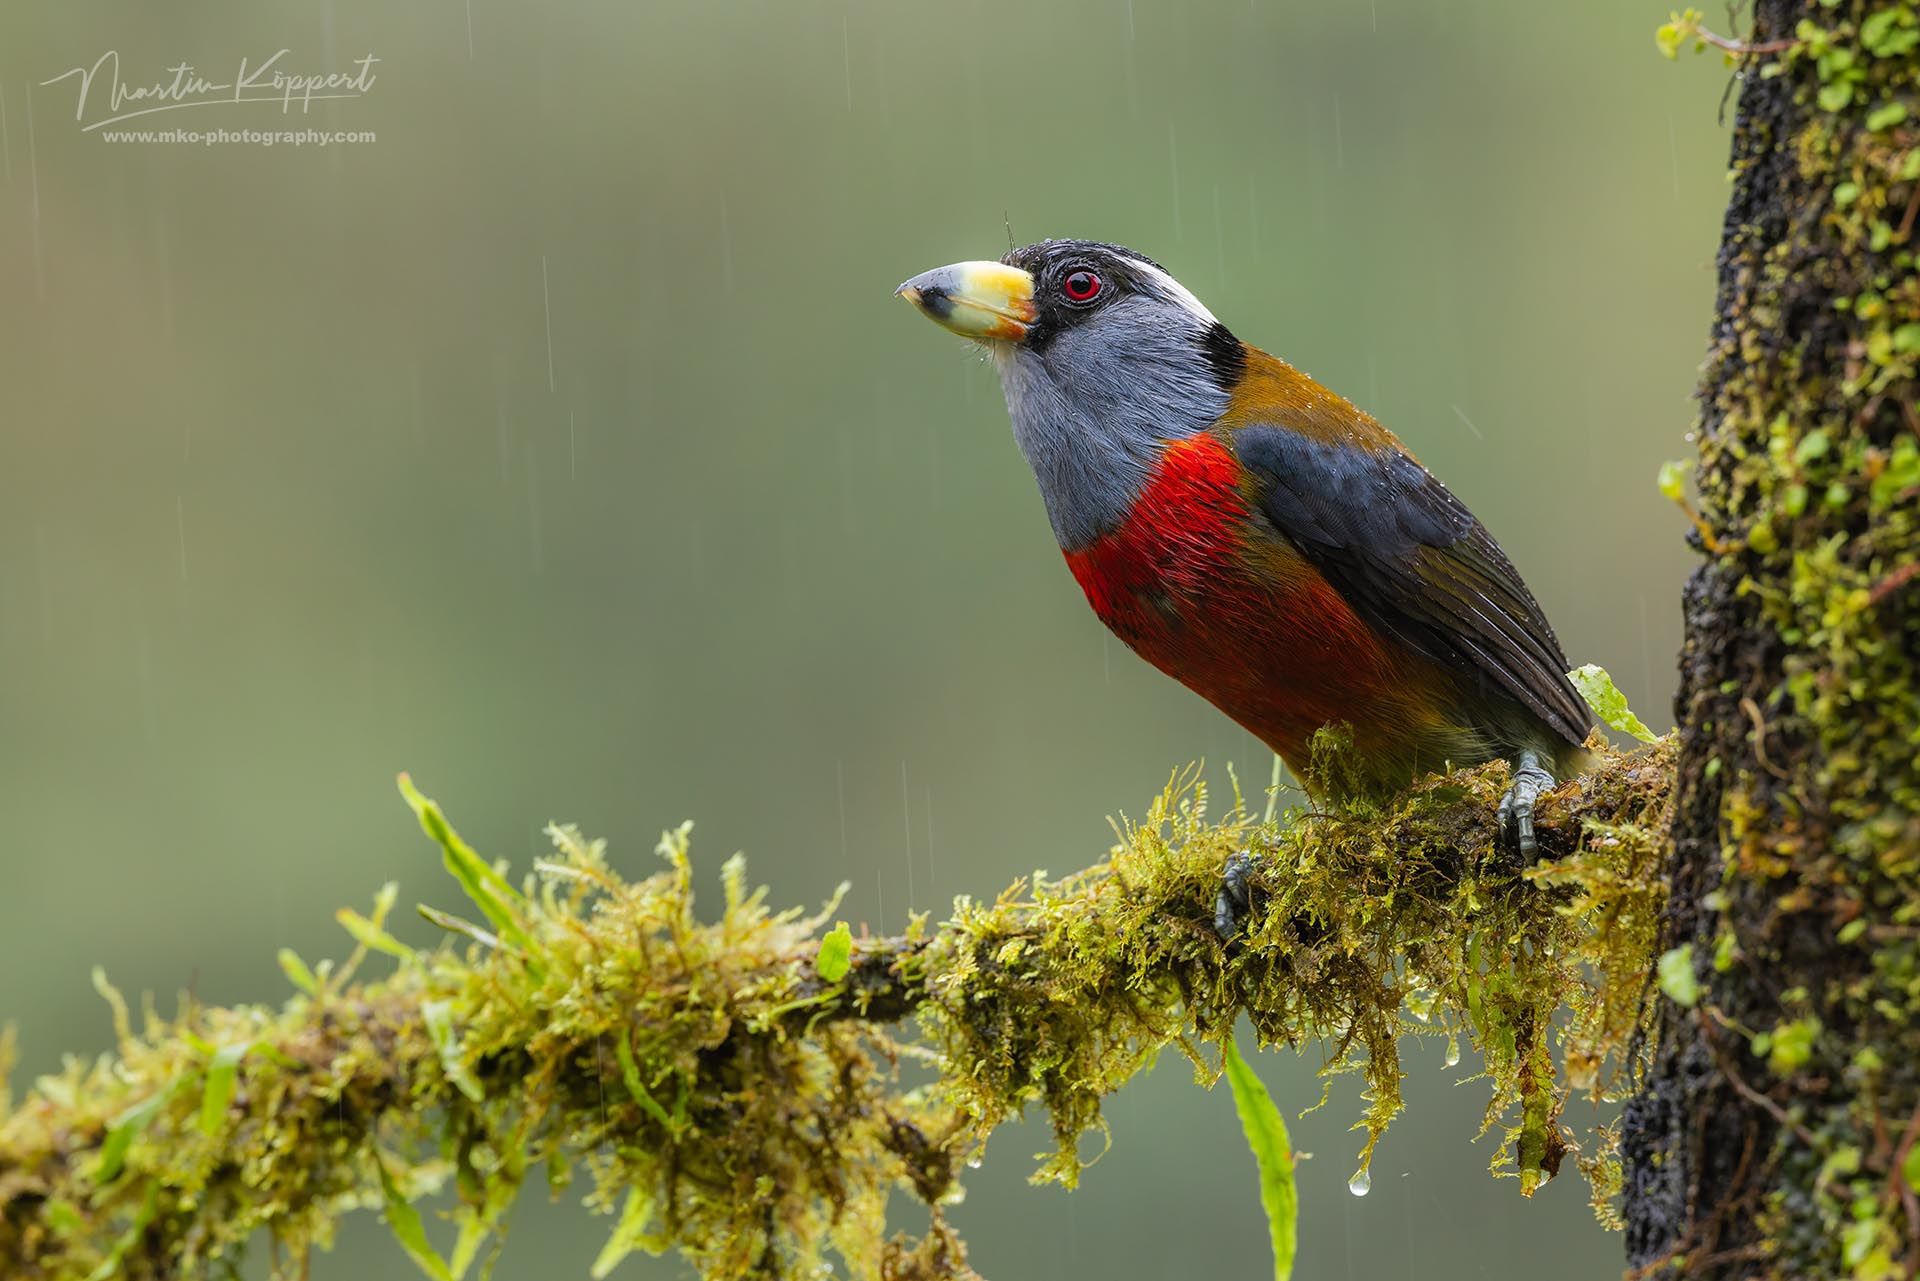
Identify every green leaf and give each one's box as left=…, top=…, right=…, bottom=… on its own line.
left=418, top=905, right=504, bottom=952
left=423, top=1000, right=485, bottom=1103
left=42, top=1197, right=83, bottom=1238
left=85, top=1181, right=159, bottom=1281
left=1656, top=458, right=1690, bottom=502
left=613, top=1035, right=674, bottom=1129
left=448, top=1167, right=519, bottom=1281
left=378, top=1157, right=455, bottom=1281
left=815, top=921, right=854, bottom=983
left=94, top=1080, right=180, bottom=1183
left=278, top=947, right=320, bottom=995
left=1763, top=1016, right=1822, bottom=1074
left=1568, top=664, right=1658, bottom=743
left=198, top=1041, right=251, bottom=1136
left=450, top=1216, right=490, bottom=1281
left=398, top=774, right=544, bottom=979
left=337, top=907, right=415, bottom=962
left=1222, top=1037, right=1298, bottom=1281
left=1517, top=1069, right=1555, bottom=1195
left=1657, top=945, right=1702, bottom=1008
left=1903, top=1142, right=1920, bottom=1195
left=591, top=1185, right=668, bottom=1278
left=1866, top=101, right=1909, bottom=132
left=1863, top=9, right=1920, bottom=56
left=1794, top=430, right=1831, bottom=465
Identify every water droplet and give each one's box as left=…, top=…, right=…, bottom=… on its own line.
left=1348, top=1167, right=1372, bottom=1197
left=1444, top=1037, right=1461, bottom=1068
left=966, top=1157, right=983, bottom=1169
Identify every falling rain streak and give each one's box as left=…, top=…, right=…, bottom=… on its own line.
left=1247, top=172, right=1260, bottom=256
left=1167, top=120, right=1181, bottom=241
left=836, top=759, right=850, bottom=864
left=842, top=15, right=853, bottom=111
left=1212, top=184, right=1225, bottom=295
left=524, top=442, right=544, bottom=574
left=154, top=214, right=175, bottom=346
left=1449, top=404, right=1485, bottom=441
left=33, top=525, right=51, bottom=645
left=541, top=255, right=556, bottom=394
left=26, top=82, right=43, bottom=301
left=901, top=759, right=914, bottom=910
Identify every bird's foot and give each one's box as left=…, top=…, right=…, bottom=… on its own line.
left=1497, top=758, right=1556, bottom=861
left=1214, top=849, right=1260, bottom=946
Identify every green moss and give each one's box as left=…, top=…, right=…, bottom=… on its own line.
left=0, top=743, right=1672, bottom=1279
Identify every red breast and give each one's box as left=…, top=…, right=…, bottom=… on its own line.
left=1062, top=432, right=1462, bottom=774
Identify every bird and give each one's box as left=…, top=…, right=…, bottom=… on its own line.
left=896, top=239, right=1593, bottom=924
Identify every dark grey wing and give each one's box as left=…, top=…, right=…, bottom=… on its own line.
left=1234, top=424, right=1593, bottom=747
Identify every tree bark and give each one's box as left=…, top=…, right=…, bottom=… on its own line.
left=1622, top=1, right=1920, bottom=1277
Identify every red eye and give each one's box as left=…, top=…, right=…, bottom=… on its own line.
left=1063, top=270, right=1102, bottom=302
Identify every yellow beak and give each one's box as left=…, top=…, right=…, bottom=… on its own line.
left=895, top=260, right=1037, bottom=343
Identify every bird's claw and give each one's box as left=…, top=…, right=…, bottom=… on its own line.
left=1214, top=849, right=1259, bottom=946
left=1498, top=763, right=1556, bottom=861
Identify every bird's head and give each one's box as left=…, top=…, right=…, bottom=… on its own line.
left=898, top=240, right=1244, bottom=549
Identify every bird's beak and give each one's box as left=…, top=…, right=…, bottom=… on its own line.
left=895, top=260, right=1037, bottom=343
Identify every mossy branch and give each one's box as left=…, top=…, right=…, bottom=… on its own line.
left=0, top=742, right=1672, bottom=1281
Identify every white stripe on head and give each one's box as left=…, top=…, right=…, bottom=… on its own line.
left=1124, top=257, right=1219, bottom=326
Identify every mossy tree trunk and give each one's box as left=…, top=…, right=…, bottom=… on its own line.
left=1621, top=1, right=1920, bottom=1276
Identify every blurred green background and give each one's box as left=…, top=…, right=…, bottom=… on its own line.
left=1, top=1, right=1723, bottom=1276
